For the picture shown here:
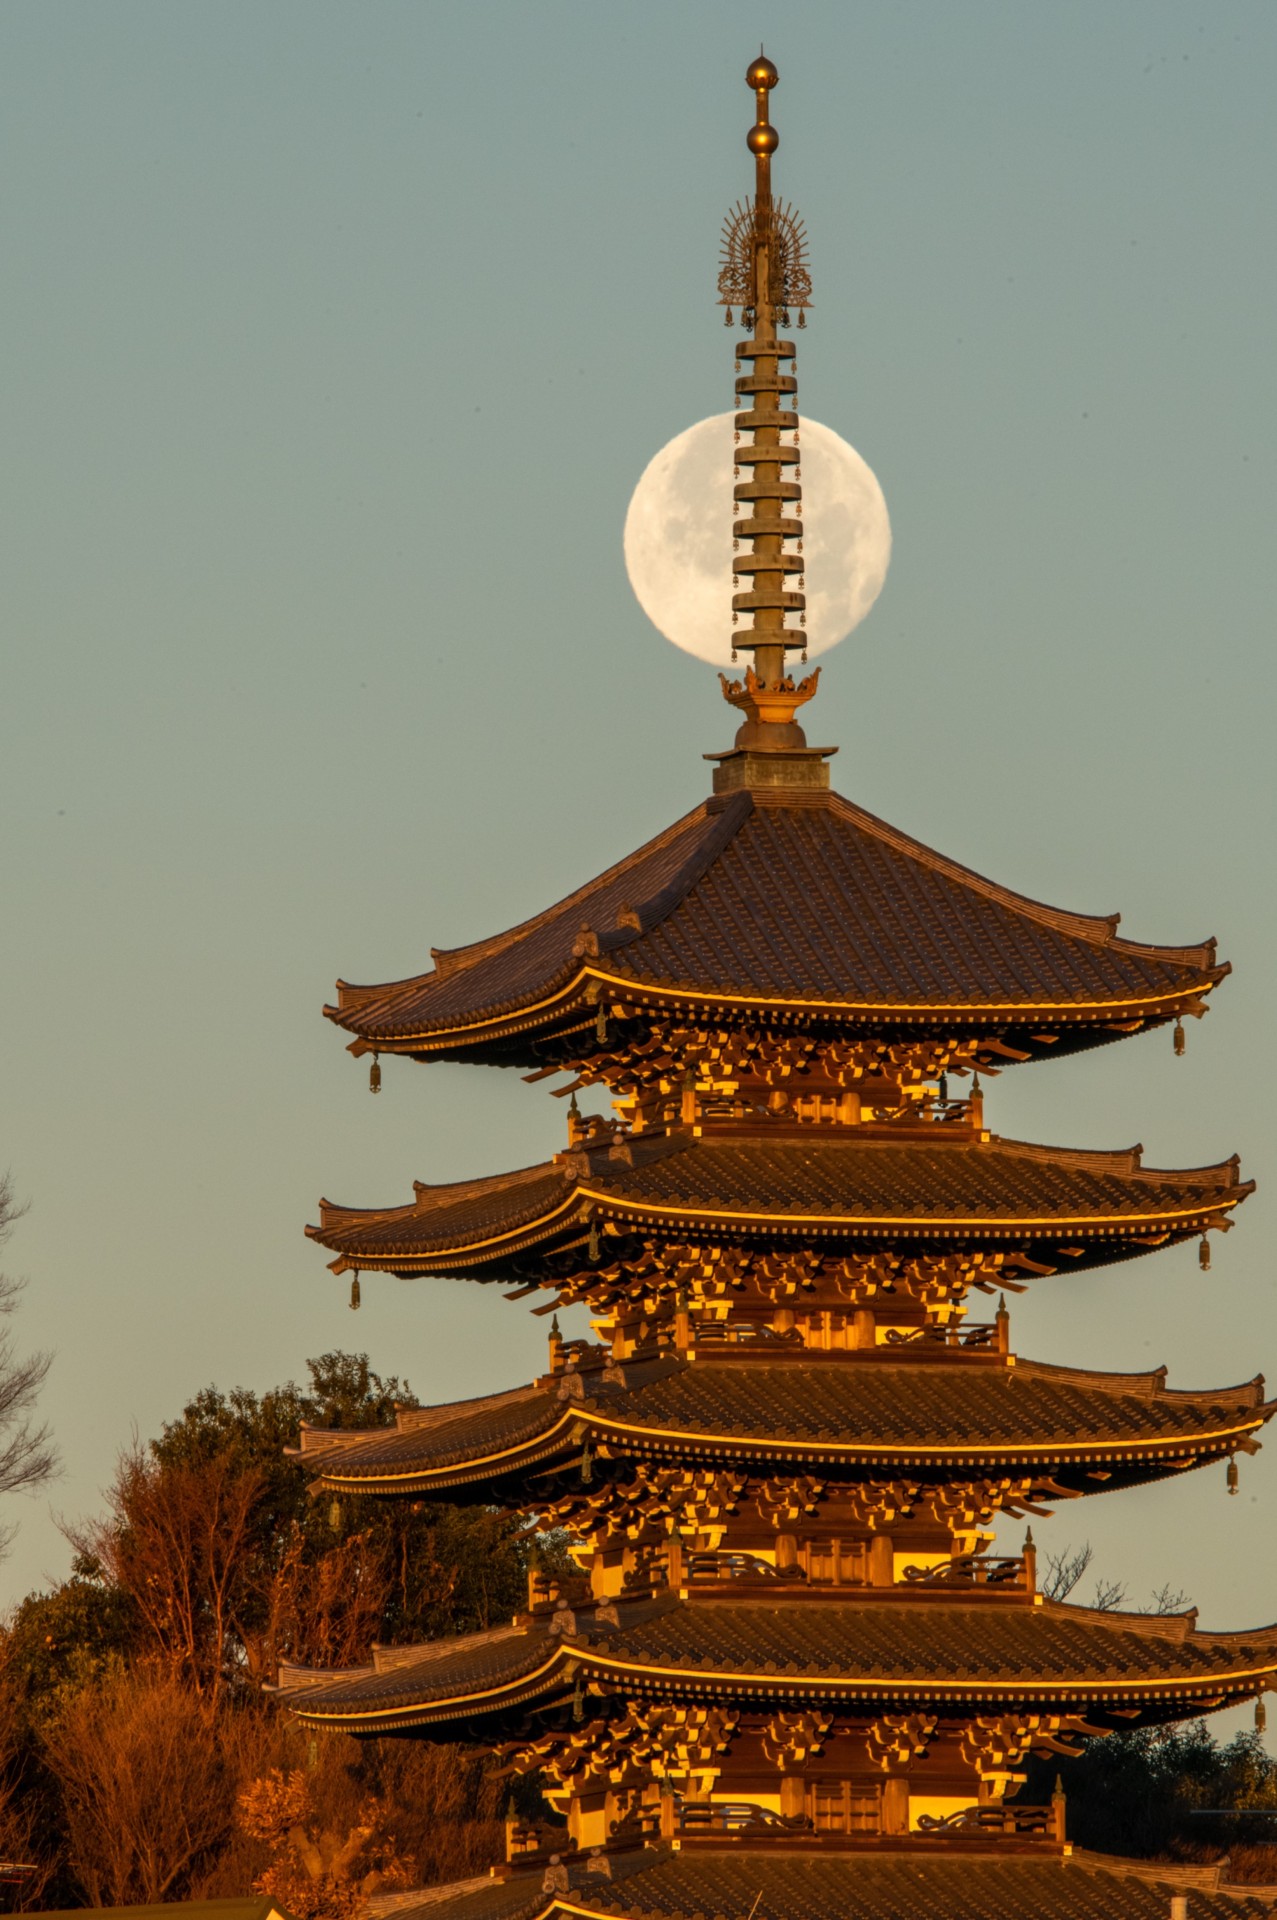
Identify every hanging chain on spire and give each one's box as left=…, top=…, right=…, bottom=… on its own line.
left=717, top=56, right=819, bottom=744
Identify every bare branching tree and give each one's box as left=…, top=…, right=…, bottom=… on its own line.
left=40, top=1666, right=256, bottom=1904
left=1091, top=1575, right=1130, bottom=1612
left=1040, top=1542, right=1128, bottom=1611
left=1145, top=1581, right=1192, bottom=1615
left=1041, top=1542, right=1094, bottom=1602
left=0, top=1175, right=57, bottom=1558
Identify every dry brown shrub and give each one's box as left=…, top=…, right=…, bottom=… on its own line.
left=237, top=1763, right=413, bottom=1920
left=1224, top=1843, right=1277, bottom=1886
left=39, top=1664, right=258, bottom=1904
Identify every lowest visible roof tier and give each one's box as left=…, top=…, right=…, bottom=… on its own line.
left=296, top=1355, right=1271, bottom=1499
left=377, top=1849, right=1277, bottom=1920
left=310, top=1131, right=1251, bottom=1279
left=326, top=790, right=1226, bottom=1069
left=277, top=1592, right=1277, bottom=1735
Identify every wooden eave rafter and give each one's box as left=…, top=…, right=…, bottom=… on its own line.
left=309, top=1168, right=1251, bottom=1278
left=330, top=964, right=1224, bottom=1059
left=302, top=1396, right=1273, bottom=1497
left=281, top=1622, right=1277, bottom=1733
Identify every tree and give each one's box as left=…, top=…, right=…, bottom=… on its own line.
left=237, top=1766, right=413, bottom=1920
left=67, top=1446, right=264, bottom=1700
left=0, top=1176, right=57, bottom=1559
left=39, top=1666, right=257, bottom=1904
left=1022, top=1722, right=1277, bottom=1878
left=1040, top=1541, right=1187, bottom=1615
left=2, top=1351, right=542, bottom=1903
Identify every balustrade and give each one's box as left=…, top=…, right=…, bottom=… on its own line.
left=902, top=1554, right=1027, bottom=1589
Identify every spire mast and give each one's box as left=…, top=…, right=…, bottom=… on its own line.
left=717, top=56, right=819, bottom=761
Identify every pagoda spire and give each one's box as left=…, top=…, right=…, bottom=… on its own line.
left=718, top=54, right=820, bottom=755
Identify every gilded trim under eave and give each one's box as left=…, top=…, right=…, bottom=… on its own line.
left=283, top=1639, right=1277, bottom=1727
left=321, top=1186, right=1243, bottom=1273
left=307, top=1409, right=1267, bottom=1489
left=575, top=1188, right=1243, bottom=1234
left=342, top=964, right=1218, bottom=1049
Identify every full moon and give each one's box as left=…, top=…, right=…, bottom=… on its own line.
left=623, top=413, right=891, bottom=667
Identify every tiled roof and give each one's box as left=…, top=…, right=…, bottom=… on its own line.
left=279, top=1595, right=1277, bottom=1733
left=298, top=1358, right=1271, bottom=1494
left=309, top=1133, right=1250, bottom=1273
left=325, top=790, right=1225, bottom=1058
left=398, top=1848, right=1277, bottom=1920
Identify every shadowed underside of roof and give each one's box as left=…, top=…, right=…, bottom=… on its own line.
left=308, top=1132, right=1251, bottom=1273
left=294, top=1356, right=1272, bottom=1495
left=277, top=1595, right=1277, bottom=1732
left=324, top=791, right=1226, bottom=1057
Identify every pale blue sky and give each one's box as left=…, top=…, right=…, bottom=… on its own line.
left=2, top=1, right=1275, bottom=1740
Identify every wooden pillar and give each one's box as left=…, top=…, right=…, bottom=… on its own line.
left=869, top=1533, right=894, bottom=1587
left=854, top=1308, right=876, bottom=1350
left=881, top=1776, right=909, bottom=1834
left=665, top=1534, right=684, bottom=1589
left=779, top=1774, right=805, bottom=1822
left=775, top=1532, right=798, bottom=1573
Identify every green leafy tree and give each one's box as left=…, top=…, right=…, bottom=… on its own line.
left=1023, top=1722, right=1277, bottom=1872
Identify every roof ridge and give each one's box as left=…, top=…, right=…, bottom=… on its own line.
left=369, top=1621, right=529, bottom=1672
left=327, top=799, right=721, bottom=1013
left=417, top=803, right=725, bottom=987
left=825, top=789, right=1221, bottom=971
left=593, top=790, right=753, bottom=952
left=314, top=1196, right=417, bottom=1231
left=411, top=1162, right=561, bottom=1208
left=1040, top=1597, right=1198, bottom=1639
left=989, top=1134, right=1246, bottom=1187
left=1013, top=1357, right=1264, bottom=1402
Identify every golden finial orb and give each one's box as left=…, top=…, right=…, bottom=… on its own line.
left=747, top=122, right=779, bottom=155
left=746, top=54, right=779, bottom=91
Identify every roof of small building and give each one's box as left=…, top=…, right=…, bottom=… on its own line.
left=374, top=1848, right=1277, bottom=1920
left=295, top=1355, right=1271, bottom=1496
left=277, top=1593, right=1277, bottom=1735
left=310, top=1131, right=1251, bottom=1276
left=326, top=790, right=1226, bottom=1065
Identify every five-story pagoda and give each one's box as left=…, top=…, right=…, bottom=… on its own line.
left=281, top=56, right=1276, bottom=1920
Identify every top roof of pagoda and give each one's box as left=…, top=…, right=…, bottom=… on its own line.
left=327, top=788, right=1225, bottom=1063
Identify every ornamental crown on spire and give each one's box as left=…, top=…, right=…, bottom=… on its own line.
left=715, top=58, right=824, bottom=777
left=279, top=50, right=1267, bottom=1915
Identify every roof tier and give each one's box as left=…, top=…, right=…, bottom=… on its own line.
left=310, top=1129, right=1250, bottom=1282
left=295, top=1355, right=1271, bottom=1501
left=326, top=789, right=1225, bottom=1072
left=375, top=1849, right=1277, bottom=1920
left=277, top=1591, right=1277, bottom=1735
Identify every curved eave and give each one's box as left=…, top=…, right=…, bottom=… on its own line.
left=303, top=1399, right=1274, bottom=1498
left=281, top=1624, right=1277, bottom=1736
left=324, top=961, right=1228, bottom=1059
left=308, top=1182, right=1253, bottom=1278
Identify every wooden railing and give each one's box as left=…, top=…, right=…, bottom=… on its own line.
left=884, top=1320, right=999, bottom=1350
left=902, top=1554, right=1027, bottom=1589
left=686, top=1551, right=806, bottom=1584
left=915, top=1801, right=1065, bottom=1842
